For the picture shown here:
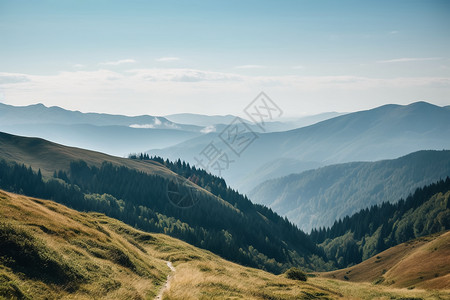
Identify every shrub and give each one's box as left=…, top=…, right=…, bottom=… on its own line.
left=285, top=267, right=307, bottom=281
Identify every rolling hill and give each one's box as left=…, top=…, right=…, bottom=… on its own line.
left=0, top=189, right=335, bottom=299
left=2, top=190, right=449, bottom=299
left=321, top=230, right=450, bottom=290
left=249, top=150, right=450, bottom=231
left=0, top=131, right=326, bottom=274
left=151, top=101, right=450, bottom=193
left=0, top=131, right=175, bottom=178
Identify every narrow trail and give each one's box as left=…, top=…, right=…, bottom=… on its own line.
left=155, top=261, right=175, bottom=300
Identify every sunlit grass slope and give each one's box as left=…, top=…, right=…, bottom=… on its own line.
left=0, top=190, right=332, bottom=299
left=321, top=230, right=450, bottom=290
left=0, top=131, right=171, bottom=178
left=1, top=189, right=449, bottom=299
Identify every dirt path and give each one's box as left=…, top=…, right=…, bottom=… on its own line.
left=155, top=261, right=175, bottom=300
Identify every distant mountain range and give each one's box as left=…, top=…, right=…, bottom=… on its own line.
left=165, top=113, right=242, bottom=127
left=249, top=150, right=450, bottom=231
left=0, top=102, right=342, bottom=157
left=0, top=103, right=204, bottom=156
left=165, top=111, right=345, bottom=132
left=151, top=101, right=450, bottom=192
left=0, top=102, right=195, bottom=129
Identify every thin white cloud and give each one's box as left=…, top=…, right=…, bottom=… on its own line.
left=0, top=73, right=31, bottom=84
left=154, top=117, right=162, bottom=125
left=235, top=65, right=266, bottom=69
left=73, top=64, right=85, bottom=69
left=156, top=57, right=180, bottom=62
left=201, top=125, right=216, bottom=134
left=292, top=65, right=304, bottom=70
left=1, top=69, right=449, bottom=116
left=100, top=59, right=136, bottom=66
left=377, top=57, right=442, bottom=64
left=126, top=68, right=243, bottom=82
left=389, top=30, right=399, bottom=34
left=129, top=124, right=155, bottom=129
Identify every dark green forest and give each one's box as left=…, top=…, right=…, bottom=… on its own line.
left=310, top=177, right=450, bottom=268
left=0, top=159, right=327, bottom=273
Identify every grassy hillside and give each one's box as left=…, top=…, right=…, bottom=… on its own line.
left=0, top=131, right=174, bottom=178
left=321, top=231, right=450, bottom=290
left=2, top=190, right=449, bottom=300
left=0, top=189, right=329, bottom=299
left=249, top=150, right=450, bottom=231
left=0, top=131, right=326, bottom=274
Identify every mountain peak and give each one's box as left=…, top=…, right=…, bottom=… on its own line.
left=407, top=101, right=436, bottom=108
left=29, top=103, right=47, bottom=108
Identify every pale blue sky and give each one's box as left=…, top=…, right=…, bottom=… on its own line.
left=1, top=0, right=449, bottom=116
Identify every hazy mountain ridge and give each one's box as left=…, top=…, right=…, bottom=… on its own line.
left=0, top=123, right=200, bottom=157
left=165, top=111, right=345, bottom=132
left=0, top=103, right=204, bottom=156
left=0, top=102, right=191, bottom=129
left=0, top=103, right=343, bottom=157
left=151, top=101, right=450, bottom=192
left=249, top=150, right=450, bottom=231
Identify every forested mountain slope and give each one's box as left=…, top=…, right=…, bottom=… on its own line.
left=249, top=150, right=450, bottom=231
left=310, top=178, right=450, bottom=268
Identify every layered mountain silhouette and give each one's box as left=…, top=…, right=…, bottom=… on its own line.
left=150, top=102, right=450, bottom=192
left=249, top=150, right=450, bottom=231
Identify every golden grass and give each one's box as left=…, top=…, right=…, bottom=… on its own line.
left=320, top=230, right=450, bottom=291
left=1, top=189, right=449, bottom=300
left=0, top=190, right=168, bottom=300
left=309, top=277, right=450, bottom=300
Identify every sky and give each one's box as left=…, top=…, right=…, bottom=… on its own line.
left=0, top=0, right=449, bottom=117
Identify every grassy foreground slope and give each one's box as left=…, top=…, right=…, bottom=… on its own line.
left=321, top=230, right=450, bottom=290
left=0, top=189, right=333, bottom=299
left=2, top=191, right=449, bottom=300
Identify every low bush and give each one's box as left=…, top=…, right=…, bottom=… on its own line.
left=285, top=267, right=307, bottom=281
